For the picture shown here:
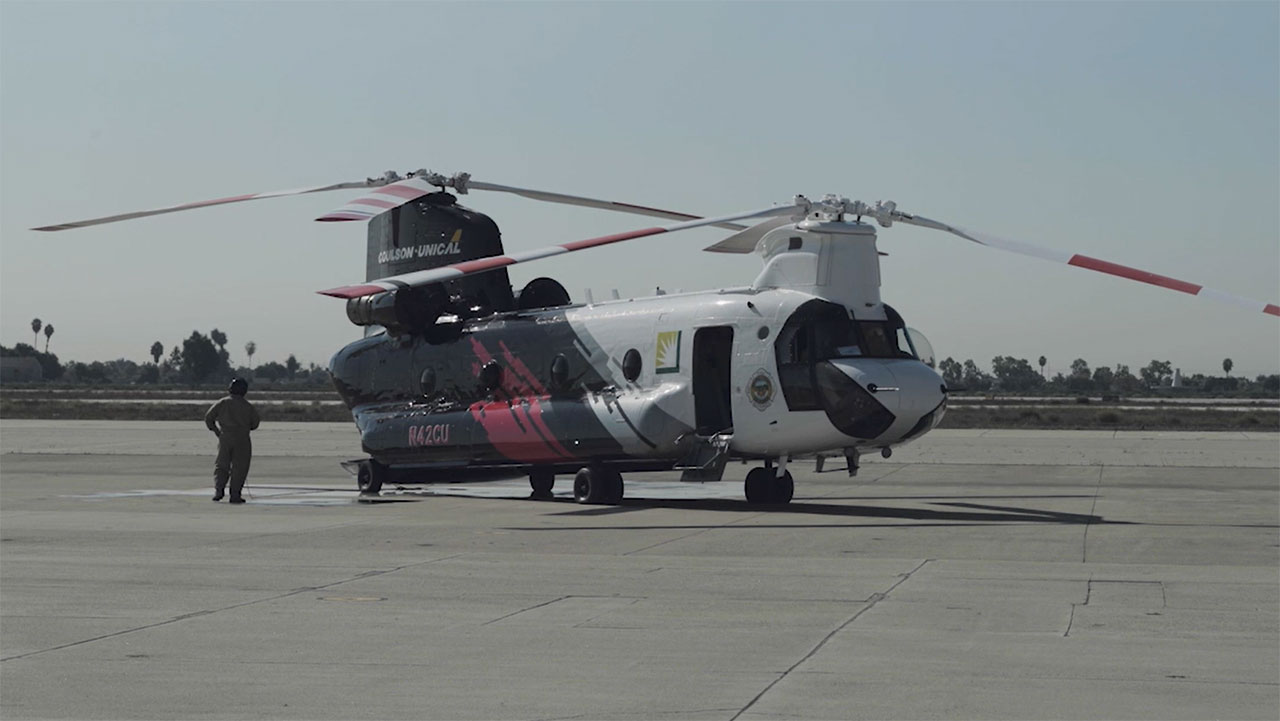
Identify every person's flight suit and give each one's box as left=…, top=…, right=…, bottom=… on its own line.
left=204, top=393, right=261, bottom=503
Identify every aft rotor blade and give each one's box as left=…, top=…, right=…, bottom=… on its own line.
left=317, top=203, right=801, bottom=299
left=467, top=181, right=749, bottom=232
left=317, top=176, right=748, bottom=231
left=896, top=212, right=1280, bottom=318
left=32, top=180, right=379, bottom=231
left=702, top=216, right=795, bottom=253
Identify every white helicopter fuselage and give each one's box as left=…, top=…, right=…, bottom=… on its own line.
left=561, top=218, right=947, bottom=461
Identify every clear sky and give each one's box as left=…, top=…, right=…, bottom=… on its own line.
left=2, top=1, right=1277, bottom=379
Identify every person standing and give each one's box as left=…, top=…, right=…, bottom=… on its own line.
left=205, top=377, right=261, bottom=504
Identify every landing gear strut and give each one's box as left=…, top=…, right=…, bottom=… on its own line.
left=573, top=465, right=624, bottom=505
left=744, top=465, right=794, bottom=505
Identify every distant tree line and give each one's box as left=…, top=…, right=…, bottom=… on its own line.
left=4, top=336, right=1278, bottom=396
left=936, top=356, right=1278, bottom=395
left=1, top=328, right=328, bottom=387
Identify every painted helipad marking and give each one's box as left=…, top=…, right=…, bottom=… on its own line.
left=65, top=479, right=747, bottom=505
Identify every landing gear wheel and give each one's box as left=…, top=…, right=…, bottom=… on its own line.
left=744, top=467, right=794, bottom=505
left=744, top=467, right=771, bottom=504
left=530, top=468, right=555, bottom=498
left=573, top=466, right=624, bottom=505
left=773, top=471, right=794, bottom=504
left=357, top=459, right=387, bottom=495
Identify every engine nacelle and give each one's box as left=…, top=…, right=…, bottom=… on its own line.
left=345, top=286, right=446, bottom=335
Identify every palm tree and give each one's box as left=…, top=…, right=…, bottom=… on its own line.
left=1222, top=358, right=1233, bottom=377
left=210, top=328, right=227, bottom=354
left=150, top=341, right=164, bottom=364
left=43, top=324, right=54, bottom=352
left=31, top=318, right=42, bottom=346
left=245, top=341, right=256, bottom=370
left=1038, top=355, right=1047, bottom=378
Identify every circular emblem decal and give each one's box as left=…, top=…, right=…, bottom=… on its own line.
left=748, top=370, right=775, bottom=410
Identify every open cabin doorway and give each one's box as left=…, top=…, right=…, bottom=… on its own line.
left=693, top=326, right=734, bottom=436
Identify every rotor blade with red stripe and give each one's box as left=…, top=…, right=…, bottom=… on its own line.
left=316, top=176, right=748, bottom=231
left=318, top=203, right=801, bottom=299
left=314, top=176, right=441, bottom=222
left=896, top=212, right=1279, bottom=318
left=32, top=180, right=378, bottom=231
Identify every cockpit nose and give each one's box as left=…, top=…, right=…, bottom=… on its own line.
left=821, top=358, right=945, bottom=442
left=888, top=359, right=947, bottom=440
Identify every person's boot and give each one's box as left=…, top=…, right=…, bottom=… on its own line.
left=229, top=496, right=245, bottom=504
left=212, top=489, right=224, bottom=501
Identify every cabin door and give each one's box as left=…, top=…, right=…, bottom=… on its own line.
left=692, top=326, right=735, bottom=436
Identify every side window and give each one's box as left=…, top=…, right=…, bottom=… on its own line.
left=622, top=349, right=642, bottom=382
left=894, top=327, right=914, bottom=358
left=777, top=324, right=809, bottom=365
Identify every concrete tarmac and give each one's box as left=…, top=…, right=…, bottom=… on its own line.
left=1, top=420, right=1277, bottom=720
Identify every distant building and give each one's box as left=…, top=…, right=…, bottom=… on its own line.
left=1171, top=368, right=1182, bottom=388
left=0, top=357, right=44, bottom=383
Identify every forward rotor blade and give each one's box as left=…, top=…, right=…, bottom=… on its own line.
left=32, top=180, right=379, bottom=231
left=318, top=203, right=802, bottom=299
left=316, top=176, right=748, bottom=231
left=896, top=212, right=1280, bottom=318
left=702, top=216, right=795, bottom=253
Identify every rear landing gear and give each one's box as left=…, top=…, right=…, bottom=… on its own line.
left=573, top=466, right=624, bottom=505
left=356, top=459, right=387, bottom=495
left=529, top=468, right=555, bottom=498
left=744, top=466, right=794, bottom=505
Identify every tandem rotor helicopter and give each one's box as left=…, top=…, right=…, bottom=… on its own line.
left=35, top=170, right=1279, bottom=505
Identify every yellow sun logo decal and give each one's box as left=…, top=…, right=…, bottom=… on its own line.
left=655, top=330, right=681, bottom=373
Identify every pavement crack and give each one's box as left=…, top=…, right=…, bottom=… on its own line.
left=0, top=553, right=464, bottom=663
left=481, top=595, right=569, bottom=626
left=1082, top=465, right=1104, bottom=562
left=730, top=558, right=931, bottom=721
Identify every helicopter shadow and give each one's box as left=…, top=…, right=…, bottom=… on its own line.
left=512, top=494, right=1125, bottom=529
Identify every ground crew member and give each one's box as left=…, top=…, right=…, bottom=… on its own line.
left=205, top=377, right=260, bottom=504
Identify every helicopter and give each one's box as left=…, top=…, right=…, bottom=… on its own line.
left=35, top=170, right=1279, bottom=505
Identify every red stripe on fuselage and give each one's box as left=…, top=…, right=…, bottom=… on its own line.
left=469, top=400, right=572, bottom=463
left=1067, top=255, right=1202, bottom=295
left=499, top=341, right=576, bottom=459
left=1265, top=304, right=1280, bottom=317
left=467, top=338, right=573, bottom=462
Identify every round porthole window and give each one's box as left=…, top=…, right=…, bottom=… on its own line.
left=757, top=326, right=770, bottom=340
left=622, top=348, right=642, bottom=382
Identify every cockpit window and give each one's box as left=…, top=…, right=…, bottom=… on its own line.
left=776, top=301, right=917, bottom=363
left=857, top=321, right=903, bottom=358
left=774, top=300, right=919, bottom=411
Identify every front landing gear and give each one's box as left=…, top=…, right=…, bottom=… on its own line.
left=744, top=466, right=794, bottom=505
left=573, top=466, right=624, bottom=505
